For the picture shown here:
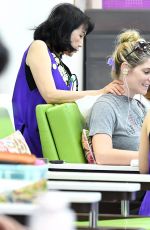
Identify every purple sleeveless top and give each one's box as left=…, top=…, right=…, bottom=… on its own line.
left=12, top=47, right=71, bottom=157
left=139, top=151, right=150, bottom=216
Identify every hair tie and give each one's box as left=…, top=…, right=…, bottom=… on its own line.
left=107, top=57, right=114, bottom=67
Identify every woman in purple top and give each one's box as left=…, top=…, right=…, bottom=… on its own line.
left=12, top=3, right=124, bottom=157
left=138, top=111, right=150, bottom=216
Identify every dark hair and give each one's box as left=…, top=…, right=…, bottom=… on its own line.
left=33, top=3, right=94, bottom=53
left=0, top=39, right=9, bottom=74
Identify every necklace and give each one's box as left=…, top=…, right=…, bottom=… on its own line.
left=52, top=53, right=71, bottom=87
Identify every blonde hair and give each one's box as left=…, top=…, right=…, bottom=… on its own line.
left=111, top=29, right=150, bottom=79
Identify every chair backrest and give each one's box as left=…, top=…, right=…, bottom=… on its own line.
left=36, top=103, right=86, bottom=163
left=0, top=107, right=14, bottom=138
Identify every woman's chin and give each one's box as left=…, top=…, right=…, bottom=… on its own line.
left=140, top=90, right=149, bottom=96
left=67, top=52, right=74, bottom=57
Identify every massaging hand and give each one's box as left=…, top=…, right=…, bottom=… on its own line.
left=103, top=80, right=124, bottom=95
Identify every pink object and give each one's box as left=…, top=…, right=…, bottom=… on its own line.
left=35, top=159, right=45, bottom=165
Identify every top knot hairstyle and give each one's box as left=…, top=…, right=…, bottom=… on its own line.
left=33, top=3, right=94, bottom=53
left=110, top=29, right=150, bottom=79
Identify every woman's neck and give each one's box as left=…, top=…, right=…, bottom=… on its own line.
left=123, top=87, right=135, bottom=98
left=119, top=76, right=135, bottom=98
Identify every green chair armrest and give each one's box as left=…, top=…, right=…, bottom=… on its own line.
left=36, top=104, right=58, bottom=160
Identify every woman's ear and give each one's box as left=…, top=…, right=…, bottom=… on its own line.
left=121, top=62, right=130, bottom=76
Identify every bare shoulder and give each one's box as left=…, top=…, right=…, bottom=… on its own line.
left=29, top=40, right=48, bottom=52
left=26, top=40, right=48, bottom=65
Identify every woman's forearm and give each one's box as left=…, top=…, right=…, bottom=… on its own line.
left=44, top=89, right=101, bottom=103
left=95, top=148, right=138, bottom=165
left=43, top=80, right=124, bottom=103
left=92, top=134, right=138, bottom=166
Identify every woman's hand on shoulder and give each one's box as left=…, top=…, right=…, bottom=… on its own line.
left=102, top=80, right=124, bottom=95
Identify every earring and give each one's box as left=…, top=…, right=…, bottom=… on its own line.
left=122, top=68, right=128, bottom=75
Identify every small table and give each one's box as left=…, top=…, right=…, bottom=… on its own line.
left=47, top=180, right=141, bottom=217
left=48, top=163, right=139, bottom=173
left=0, top=191, right=101, bottom=228
left=48, top=164, right=145, bottom=217
left=55, top=191, right=101, bottom=228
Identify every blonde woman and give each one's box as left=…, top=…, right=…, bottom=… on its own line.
left=88, top=29, right=150, bottom=165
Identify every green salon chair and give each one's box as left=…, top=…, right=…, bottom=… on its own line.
left=36, top=103, right=86, bottom=162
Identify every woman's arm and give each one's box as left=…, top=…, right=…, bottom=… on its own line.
left=26, top=40, right=124, bottom=104
left=92, top=134, right=138, bottom=165
left=139, top=110, right=150, bottom=174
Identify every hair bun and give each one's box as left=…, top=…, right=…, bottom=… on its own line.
left=117, top=29, right=141, bottom=44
